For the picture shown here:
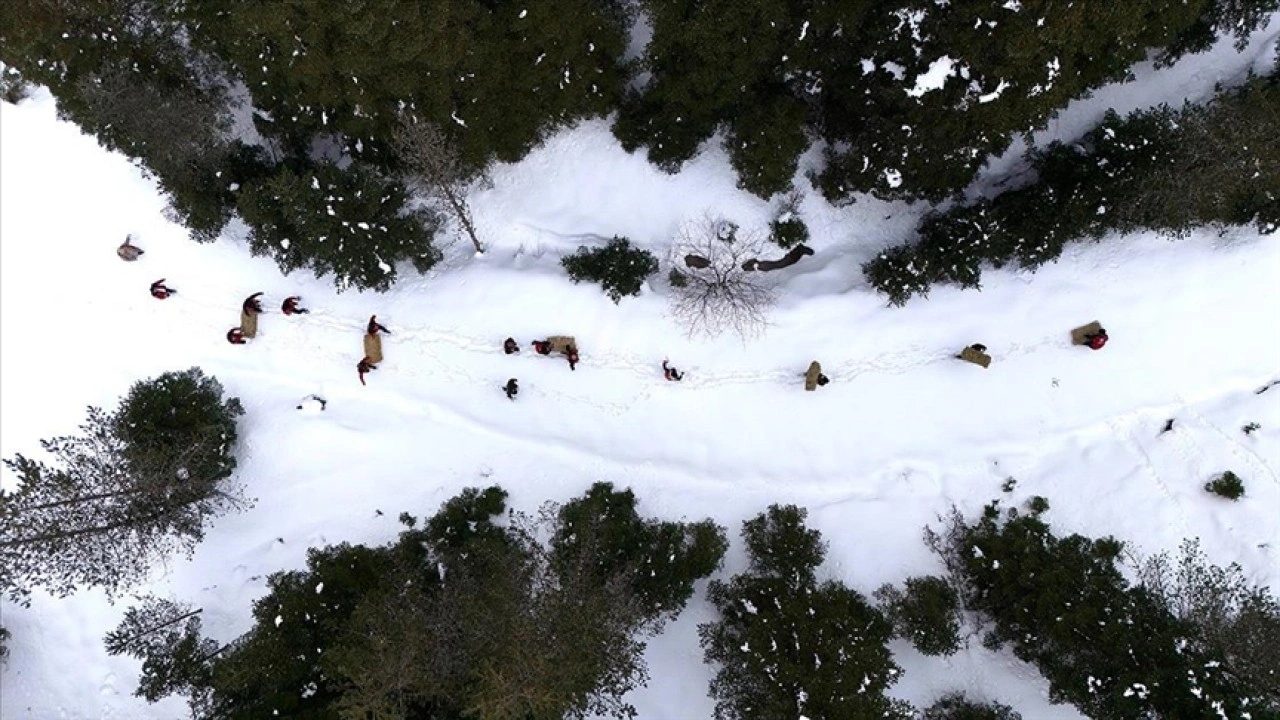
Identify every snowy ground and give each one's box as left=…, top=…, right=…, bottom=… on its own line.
left=2, top=25, right=1279, bottom=719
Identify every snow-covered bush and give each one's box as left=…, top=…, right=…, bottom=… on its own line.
left=768, top=192, right=810, bottom=249
left=1204, top=471, right=1245, bottom=500
left=561, top=236, right=660, bottom=304
left=875, top=575, right=962, bottom=656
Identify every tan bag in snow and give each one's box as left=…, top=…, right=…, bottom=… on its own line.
left=959, top=346, right=992, bottom=368
left=240, top=309, right=259, bottom=339
left=1071, top=321, right=1103, bottom=346
left=363, top=332, right=384, bottom=364
left=804, top=361, right=823, bottom=391
left=547, top=335, right=577, bottom=354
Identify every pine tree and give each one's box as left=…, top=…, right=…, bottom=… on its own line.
left=104, top=595, right=220, bottom=705
left=700, top=505, right=910, bottom=720
left=875, top=575, right=963, bottom=656
left=137, top=484, right=714, bottom=719
left=864, top=69, right=1280, bottom=304
left=922, top=693, right=1022, bottom=720
left=550, top=481, right=727, bottom=623
left=0, top=0, right=244, bottom=241
left=560, top=237, right=660, bottom=304
left=235, top=160, right=441, bottom=292
left=929, top=504, right=1275, bottom=719
left=0, top=369, right=247, bottom=604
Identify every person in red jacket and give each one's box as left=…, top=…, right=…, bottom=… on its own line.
left=367, top=315, right=390, bottom=335
left=1084, top=327, right=1109, bottom=350
left=226, top=327, right=247, bottom=345
left=357, top=357, right=377, bottom=385
left=242, top=292, right=265, bottom=315
left=150, top=279, right=176, bottom=299
left=662, top=360, right=684, bottom=381
left=282, top=296, right=310, bottom=315
left=565, top=345, right=579, bottom=371
left=531, top=340, right=552, bottom=355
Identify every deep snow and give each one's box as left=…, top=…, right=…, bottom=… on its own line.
left=2, top=22, right=1279, bottom=719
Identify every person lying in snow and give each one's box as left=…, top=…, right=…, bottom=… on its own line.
left=1084, top=327, right=1108, bottom=350
left=242, top=292, right=265, bottom=315
left=503, top=378, right=519, bottom=400
left=117, top=235, right=143, bottom=261
left=367, top=315, right=391, bottom=335
left=503, top=337, right=520, bottom=355
left=662, top=360, right=683, bottom=381
left=532, top=340, right=551, bottom=355
left=357, top=357, right=377, bottom=385
left=296, top=394, right=327, bottom=411
left=282, top=296, right=310, bottom=315
left=226, top=327, right=247, bottom=345
left=150, top=279, right=176, bottom=299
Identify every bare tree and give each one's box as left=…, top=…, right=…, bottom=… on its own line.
left=667, top=216, right=776, bottom=339
left=391, top=112, right=483, bottom=254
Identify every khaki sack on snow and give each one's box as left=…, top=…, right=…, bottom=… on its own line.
left=959, top=346, right=992, bottom=368
left=547, top=335, right=577, bottom=354
left=804, top=361, right=823, bottom=391
left=1071, top=321, right=1103, bottom=346
left=240, top=309, right=259, bottom=339
left=363, top=332, right=384, bottom=364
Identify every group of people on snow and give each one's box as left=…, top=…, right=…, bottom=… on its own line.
left=127, top=232, right=1113, bottom=402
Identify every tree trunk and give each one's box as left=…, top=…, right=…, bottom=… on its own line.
left=0, top=507, right=176, bottom=547
left=438, top=182, right=482, bottom=254
left=114, top=609, right=204, bottom=647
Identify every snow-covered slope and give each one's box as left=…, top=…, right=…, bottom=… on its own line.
left=2, top=33, right=1278, bottom=718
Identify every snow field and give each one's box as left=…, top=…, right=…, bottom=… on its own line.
left=2, top=62, right=1279, bottom=720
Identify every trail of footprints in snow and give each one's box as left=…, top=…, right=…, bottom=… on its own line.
left=1177, top=403, right=1280, bottom=489
left=1107, top=416, right=1194, bottom=540
left=261, top=308, right=1077, bottom=393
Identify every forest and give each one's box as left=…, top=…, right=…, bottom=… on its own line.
left=1, top=0, right=1275, bottom=297
left=3, top=2, right=1279, bottom=717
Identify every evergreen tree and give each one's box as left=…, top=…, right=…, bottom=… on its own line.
left=104, top=595, right=219, bottom=705
left=561, top=237, right=660, bottom=304
left=875, top=575, right=963, bottom=656
left=922, top=693, right=1022, bottom=720
left=621, top=0, right=1256, bottom=202
left=865, top=70, right=1280, bottom=304
left=235, top=160, right=441, bottom=292
left=1139, top=539, right=1280, bottom=705
left=133, top=484, right=720, bottom=719
left=177, top=0, right=627, bottom=171
left=928, top=504, right=1276, bottom=719
left=550, top=481, right=727, bottom=623
left=700, top=505, right=910, bottom=720
left=0, top=0, right=247, bottom=241
left=1, top=369, right=247, bottom=604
